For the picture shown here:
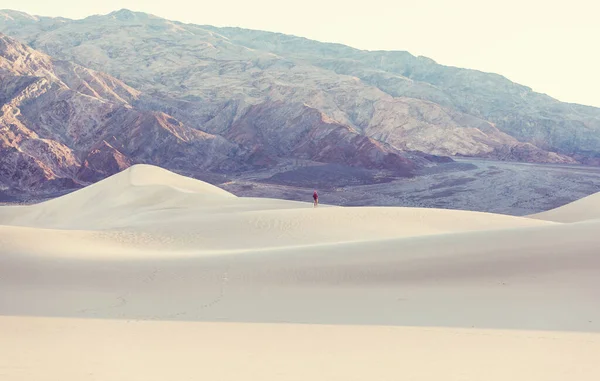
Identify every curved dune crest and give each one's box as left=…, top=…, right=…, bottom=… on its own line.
left=125, top=164, right=236, bottom=197
left=530, top=192, right=600, bottom=223
left=1, top=165, right=553, bottom=245
left=0, top=164, right=237, bottom=228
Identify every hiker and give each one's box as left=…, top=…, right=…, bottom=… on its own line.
left=313, top=190, right=319, bottom=208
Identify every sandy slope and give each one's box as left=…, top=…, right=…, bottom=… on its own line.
left=530, top=192, right=600, bottom=222
left=1, top=164, right=600, bottom=380
left=2, top=317, right=599, bottom=381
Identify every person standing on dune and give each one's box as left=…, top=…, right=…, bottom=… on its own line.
left=313, top=190, right=319, bottom=208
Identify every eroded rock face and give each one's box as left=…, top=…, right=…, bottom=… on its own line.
left=225, top=101, right=428, bottom=174
left=76, top=140, right=133, bottom=183
left=0, top=34, right=248, bottom=192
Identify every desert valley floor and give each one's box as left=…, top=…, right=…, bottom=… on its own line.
left=221, top=158, right=600, bottom=215
left=1, top=164, right=600, bottom=380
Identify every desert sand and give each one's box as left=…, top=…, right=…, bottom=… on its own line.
left=530, top=191, right=600, bottom=222
left=1, top=164, right=599, bottom=380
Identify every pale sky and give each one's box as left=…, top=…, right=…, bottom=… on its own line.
left=4, top=0, right=600, bottom=107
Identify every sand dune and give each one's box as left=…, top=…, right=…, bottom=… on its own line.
left=0, top=164, right=554, bottom=250
left=1, top=164, right=599, bottom=380
left=530, top=191, right=600, bottom=222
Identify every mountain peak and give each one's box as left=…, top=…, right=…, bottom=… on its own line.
left=109, top=9, right=137, bottom=19
left=0, top=9, right=39, bottom=22
left=0, top=33, right=38, bottom=60
left=105, top=9, right=160, bottom=22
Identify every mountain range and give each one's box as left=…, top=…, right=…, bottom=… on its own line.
left=1, top=8, right=599, bottom=194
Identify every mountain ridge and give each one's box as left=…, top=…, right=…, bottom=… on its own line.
left=0, top=32, right=442, bottom=193
left=1, top=8, right=600, bottom=195
left=0, top=8, right=591, bottom=105
left=202, top=23, right=600, bottom=160
left=0, top=9, right=595, bottom=164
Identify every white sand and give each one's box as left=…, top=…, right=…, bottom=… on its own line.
left=530, top=192, right=600, bottom=222
left=2, top=317, right=599, bottom=381
left=1, top=164, right=599, bottom=380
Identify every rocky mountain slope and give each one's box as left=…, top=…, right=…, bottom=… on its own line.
left=209, top=27, right=600, bottom=164
left=0, top=9, right=582, bottom=167
left=0, top=33, right=439, bottom=193
left=0, top=34, right=242, bottom=191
